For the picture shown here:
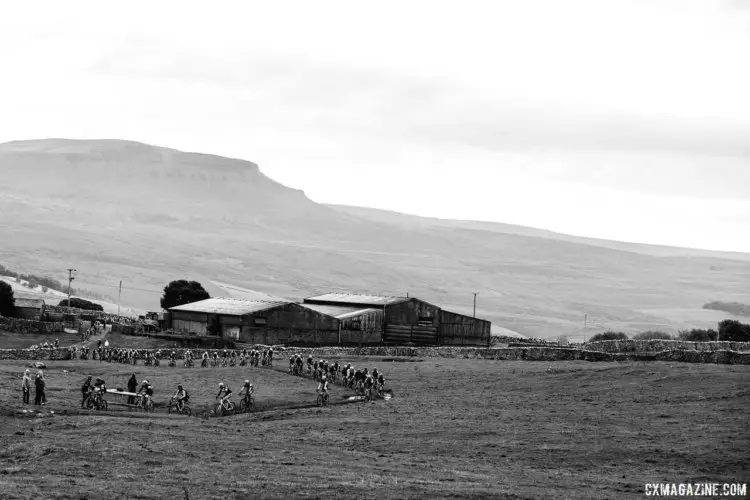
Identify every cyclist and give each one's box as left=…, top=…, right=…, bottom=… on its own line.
left=169, top=351, right=176, bottom=365
left=138, top=379, right=154, bottom=406
left=377, top=373, right=385, bottom=392
left=289, top=355, right=295, bottom=373
left=307, top=355, right=313, bottom=373
left=216, top=382, right=232, bottom=409
left=317, top=375, right=329, bottom=398
left=239, top=380, right=254, bottom=405
left=268, top=348, right=274, bottom=365
left=80, top=376, right=93, bottom=408
left=172, top=384, right=187, bottom=412
left=202, top=351, right=209, bottom=367
left=364, top=374, right=375, bottom=398
left=372, top=367, right=379, bottom=381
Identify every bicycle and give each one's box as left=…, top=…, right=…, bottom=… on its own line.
left=363, top=387, right=373, bottom=403
left=239, top=394, right=255, bottom=413
left=213, top=398, right=235, bottom=417
left=229, top=357, right=236, bottom=367
left=184, top=358, right=194, bottom=368
left=167, top=397, right=192, bottom=416
left=201, top=358, right=208, bottom=368
left=221, top=358, right=228, bottom=368
left=211, top=358, right=219, bottom=368
left=87, top=390, right=108, bottom=411
left=168, top=359, right=176, bottom=368
left=316, top=390, right=329, bottom=407
left=134, top=394, right=155, bottom=412
left=154, top=358, right=160, bottom=367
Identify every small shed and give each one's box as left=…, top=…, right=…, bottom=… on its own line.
left=15, top=296, right=46, bottom=321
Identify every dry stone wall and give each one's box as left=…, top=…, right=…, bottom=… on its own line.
left=585, top=339, right=750, bottom=353
left=0, top=316, right=66, bottom=334
left=1, top=344, right=748, bottom=364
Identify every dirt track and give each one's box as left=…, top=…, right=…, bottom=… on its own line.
left=1, top=357, right=748, bottom=499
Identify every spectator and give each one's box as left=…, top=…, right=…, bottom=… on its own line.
left=127, top=374, right=137, bottom=404
left=54, top=338, right=59, bottom=348
left=104, top=339, right=110, bottom=348
left=34, top=370, right=46, bottom=406
left=21, top=369, right=31, bottom=404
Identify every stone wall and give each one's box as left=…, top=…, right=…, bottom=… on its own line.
left=585, top=339, right=750, bottom=353
left=0, top=348, right=72, bottom=360
left=0, top=316, right=66, bottom=334
left=1, top=344, right=748, bottom=364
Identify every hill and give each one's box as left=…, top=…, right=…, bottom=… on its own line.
left=2, top=138, right=749, bottom=337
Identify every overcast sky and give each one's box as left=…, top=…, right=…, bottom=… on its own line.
left=1, top=1, right=749, bottom=252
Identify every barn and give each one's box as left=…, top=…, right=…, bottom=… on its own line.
left=303, top=293, right=491, bottom=346
left=168, top=297, right=343, bottom=345
left=14, top=295, right=46, bottom=321
left=298, top=303, right=385, bottom=344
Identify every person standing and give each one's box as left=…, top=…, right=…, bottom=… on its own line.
left=34, top=370, right=46, bottom=406
left=21, top=369, right=31, bottom=404
left=127, top=374, right=137, bottom=405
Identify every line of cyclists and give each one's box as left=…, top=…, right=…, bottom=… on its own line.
left=92, top=348, right=275, bottom=369
left=289, top=354, right=386, bottom=401
left=79, top=375, right=257, bottom=416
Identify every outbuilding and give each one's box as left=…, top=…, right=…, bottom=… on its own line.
left=168, top=297, right=342, bottom=345
left=14, top=295, right=46, bottom=321
left=303, top=293, right=491, bottom=346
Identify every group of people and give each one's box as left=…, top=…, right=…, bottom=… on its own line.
left=289, top=354, right=386, bottom=397
left=29, top=339, right=60, bottom=350
left=20, top=369, right=47, bottom=405
left=200, top=348, right=274, bottom=368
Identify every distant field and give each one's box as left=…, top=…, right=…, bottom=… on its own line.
left=0, top=331, right=83, bottom=349
left=1, top=356, right=747, bottom=499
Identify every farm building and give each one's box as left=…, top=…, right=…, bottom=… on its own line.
left=14, top=295, right=46, bottom=320
left=303, top=293, right=491, bottom=346
left=168, top=297, right=344, bottom=345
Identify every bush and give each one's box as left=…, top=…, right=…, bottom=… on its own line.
left=58, top=297, right=104, bottom=311
left=588, top=331, right=629, bottom=342
left=677, top=329, right=718, bottom=342
left=632, top=330, right=672, bottom=340
left=717, top=319, right=750, bottom=342
left=0, top=281, right=16, bottom=317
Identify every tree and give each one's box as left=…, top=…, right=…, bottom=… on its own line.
left=160, top=280, right=210, bottom=310
left=0, top=281, right=16, bottom=317
left=633, top=330, right=673, bottom=340
left=587, top=331, right=629, bottom=342
left=677, top=329, right=717, bottom=342
left=717, top=320, right=750, bottom=342
left=58, top=297, right=104, bottom=311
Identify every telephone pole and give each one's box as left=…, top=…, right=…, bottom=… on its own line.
left=473, top=291, right=478, bottom=318
left=118, top=280, right=122, bottom=316
left=67, top=269, right=77, bottom=308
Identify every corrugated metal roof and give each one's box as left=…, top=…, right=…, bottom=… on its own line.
left=304, top=293, right=409, bottom=306
left=169, top=297, right=291, bottom=315
left=15, top=297, right=45, bottom=309
left=299, top=303, right=382, bottom=319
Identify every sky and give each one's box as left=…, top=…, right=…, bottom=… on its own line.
left=1, top=0, right=749, bottom=252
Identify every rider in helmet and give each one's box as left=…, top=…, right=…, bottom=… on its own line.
left=172, top=384, right=187, bottom=412
left=216, top=382, right=232, bottom=407
left=240, top=379, right=253, bottom=402
left=317, top=374, right=329, bottom=394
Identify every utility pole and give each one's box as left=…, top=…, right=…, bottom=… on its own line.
left=118, top=280, right=122, bottom=316
left=585, top=313, right=587, bottom=330
left=67, top=269, right=77, bottom=308
left=473, top=291, right=478, bottom=318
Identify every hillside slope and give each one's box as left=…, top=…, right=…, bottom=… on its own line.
left=2, top=138, right=749, bottom=337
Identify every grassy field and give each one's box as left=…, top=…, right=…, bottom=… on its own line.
left=0, top=356, right=748, bottom=499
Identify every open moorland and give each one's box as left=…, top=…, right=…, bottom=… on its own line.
left=3, top=139, right=750, bottom=338
left=1, top=356, right=748, bottom=499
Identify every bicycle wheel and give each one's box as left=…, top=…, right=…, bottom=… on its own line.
left=146, top=400, right=154, bottom=412
left=183, top=406, right=191, bottom=417
left=99, top=399, right=108, bottom=410
left=316, top=394, right=323, bottom=407
left=239, top=399, right=248, bottom=413
left=86, top=398, right=94, bottom=410
left=167, top=403, right=174, bottom=414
